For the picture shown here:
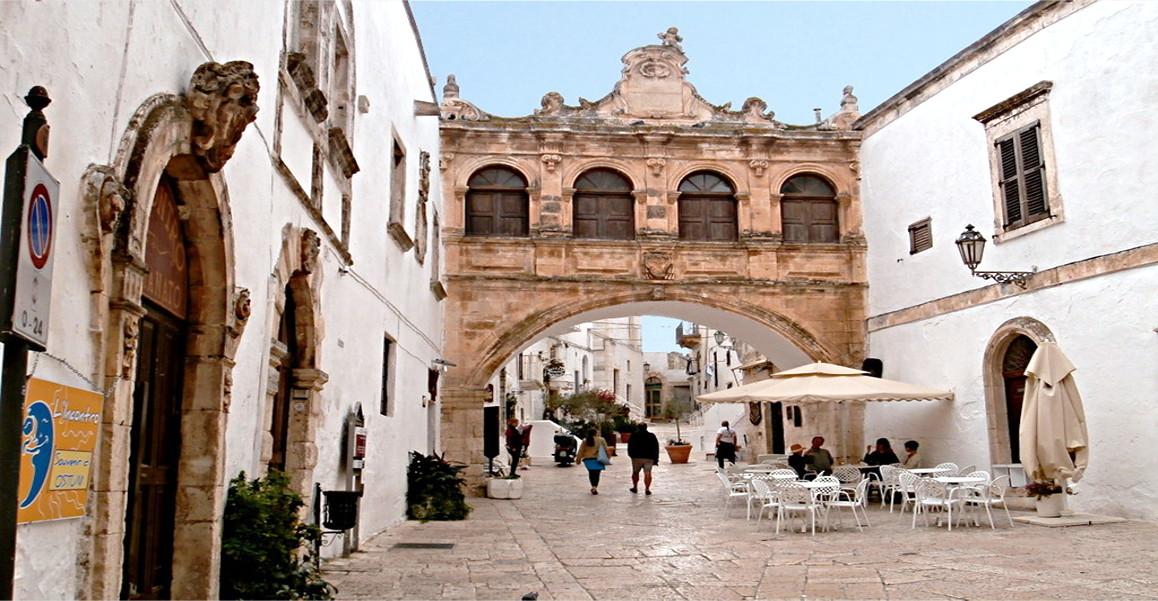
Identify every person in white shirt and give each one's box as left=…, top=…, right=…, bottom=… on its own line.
left=715, top=421, right=738, bottom=469
left=901, top=440, right=922, bottom=469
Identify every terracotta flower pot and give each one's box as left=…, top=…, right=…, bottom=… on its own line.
left=665, top=444, right=692, bottom=464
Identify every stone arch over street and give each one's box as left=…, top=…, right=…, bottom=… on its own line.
left=438, top=34, right=868, bottom=485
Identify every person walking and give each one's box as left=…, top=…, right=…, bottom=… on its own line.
left=505, top=418, right=524, bottom=474
left=715, top=420, right=738, bottom=469
left=627, top=423, right=660, bottom=495
left=575, top=429, right=610, bottom=494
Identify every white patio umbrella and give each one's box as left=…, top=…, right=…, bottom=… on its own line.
left=696, top=362, right=955, bottom=404
left=1019, top=342, right=1089, bottom=484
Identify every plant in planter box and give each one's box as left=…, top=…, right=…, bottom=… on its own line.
left=406, top=451, right=472, bottom=522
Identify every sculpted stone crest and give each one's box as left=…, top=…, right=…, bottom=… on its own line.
left=187, top=61, right=260, bottom=173
left=642, top=251, right=675, bottom=280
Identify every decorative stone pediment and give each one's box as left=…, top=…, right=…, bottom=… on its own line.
left=187, top=60, right=260, bottom=173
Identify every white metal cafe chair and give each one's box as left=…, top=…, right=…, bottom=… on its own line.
left=876, top=465, right=903, bottom=511
left=824, top=477, right=872, bottom=531
left=748, top=477, right=783, bottom=528
left=933, top=462, right=959, bottom=475
left=774, top=482, right=825, bottom=535
left=911, top=478, right=966, bottom=531
left=960, top=474, right=1014, bottom=529
left=831, top=465, right=863, bottom=492
left=895, top=470, right=921, bottom=514
left=956, top=464, right=977, bottom=477
left=716, top=470, right=750, bottom=516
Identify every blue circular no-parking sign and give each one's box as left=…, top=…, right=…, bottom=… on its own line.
left=26, top=182, right=52, bottom=269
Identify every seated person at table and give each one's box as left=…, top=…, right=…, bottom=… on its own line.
left=900, top=440, right=922, bottom=469
left=787, top=443, right=808, bottom=478
left=803, top=436, right=834, bottom=476
left=863, top=437, right=900, bottom=466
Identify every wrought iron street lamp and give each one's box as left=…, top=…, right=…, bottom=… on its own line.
left=955, top=224, right=1034, bottom=288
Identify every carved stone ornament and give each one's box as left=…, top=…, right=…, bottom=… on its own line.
left=187, top=61, right=260, bottom=173
left=646, top=158, right=666, bottom=176
left=650, top=286, right=667, bottom=300
left=122, top=319, right=140, bottom=378
left=541, top=154, right=562, bottom=172
left=440, top=98, right=490, bottom=122
left=749, top=159, right=768, bottom=178
left=82, top=165, right=128, bottom=234
left=642, top=251, right=675, bottom=280
left=536, top=92, right=565, bottom=116
left=299, top=228, right=321, bottom=274
left=234, top=287, right=252, bottom=324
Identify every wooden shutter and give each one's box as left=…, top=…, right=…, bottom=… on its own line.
left=573, top=194, right=600, bottom=238
left=465, top=192, right=496, bottom=235
left=678, top=197, right=707, bottom=240
left=706, top=198, right=738, bottom=241
left=997, top=137, right=1022, bottom=226
left=908, top=218, right=932, bottom=254
left=781, top=199, right=808, bottom=243
left=498, top=192, right=529, bottom=236
left=808, top=200, right=839, bottom=242
left=1020, top=126, right=1048, bottom=218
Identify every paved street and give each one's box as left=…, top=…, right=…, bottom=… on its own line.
left=324, top=457, right=1157, bottom=600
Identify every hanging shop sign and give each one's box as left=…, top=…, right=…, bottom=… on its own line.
left=17, top=378, right=103, bottom=523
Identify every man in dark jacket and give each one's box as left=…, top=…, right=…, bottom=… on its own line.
left=505, top=418, right=524, bottom=474
left=627, top=423, right=661, bottom=495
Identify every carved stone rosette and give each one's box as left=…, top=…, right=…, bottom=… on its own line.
left=646, top=158, right=666, bottom=176
left=541, top=154, right=562, bottom=172
left=186, top=60, right=260, bottom=173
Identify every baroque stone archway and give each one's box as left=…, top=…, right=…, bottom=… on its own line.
left=80, top=61, right=258, bottom=599
left=982, top=317, right=1055, bottom=465
left=438, top=33, right=866, bottom=485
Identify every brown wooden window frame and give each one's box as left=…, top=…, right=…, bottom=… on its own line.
left=780, top=174, right=839, bottom=244
left=908, top=217, right=932, bottom=255
left=572, top=168, right=635, bottom=240
left=465, top=166, right=530, bottom=237
left=677, top=171, right=738, bottom=242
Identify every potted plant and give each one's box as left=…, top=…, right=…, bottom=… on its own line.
left=486, top=473, right=524, bottom=499
left=614, top=416, right=639, bottom=444
left=1024, top=480, right=1073, bottom=517
left=406, top=451, right=473, bottom=521
left=661, top=397, right=694, bottom=464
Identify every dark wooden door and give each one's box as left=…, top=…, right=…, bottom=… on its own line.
left=123, top=304, right=185, bottom=599
left=1004, top=375, right=1027, bottom=463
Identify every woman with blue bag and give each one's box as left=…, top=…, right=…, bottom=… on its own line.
left=575, top=429, right=611, bottom=494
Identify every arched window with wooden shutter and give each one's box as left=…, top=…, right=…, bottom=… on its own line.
left=780, top=174, right=839, bottom=243
left=573, top=168, right=635, bottom=239
left=678, top=171, right=737, bottom=241
left=465, top=166, right=529, bottom=237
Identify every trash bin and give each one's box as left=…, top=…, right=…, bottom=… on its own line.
left=322, top=490, right=362, bottom=531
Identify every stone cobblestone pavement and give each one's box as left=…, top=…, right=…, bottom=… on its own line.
left=324, top=458, right=1158, bottom=600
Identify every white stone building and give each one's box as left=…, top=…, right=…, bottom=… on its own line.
left=0, top=1, right=442, bottom=598
left=859, top=0, right=1158, bottom=519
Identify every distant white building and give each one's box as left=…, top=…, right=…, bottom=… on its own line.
left=858, top=0, right=1158, bottom=519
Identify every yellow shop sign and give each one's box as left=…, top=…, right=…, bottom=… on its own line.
left=17, top=378, right=103, bottom=523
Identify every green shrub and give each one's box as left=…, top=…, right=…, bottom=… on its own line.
left=220, top=471, right=335, bottom=600
left=406, top=451, right=472, bottom=522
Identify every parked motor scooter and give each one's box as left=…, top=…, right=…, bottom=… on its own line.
left=553, top=433, right=577, bottom=467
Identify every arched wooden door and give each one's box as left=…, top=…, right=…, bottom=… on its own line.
left=1002, top=335, right=1038, bottom=463
left=123, top=176, right=187, bottom=599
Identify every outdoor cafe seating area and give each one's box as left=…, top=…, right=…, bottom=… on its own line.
left=718, top=460, right=1015, bottom=535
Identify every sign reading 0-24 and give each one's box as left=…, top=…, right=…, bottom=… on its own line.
left=0, top=146, right=58, bottom=350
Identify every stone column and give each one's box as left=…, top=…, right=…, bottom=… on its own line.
left=287, top=368, right=329, bottom=504
left=440, top=387, right=491, bottom=490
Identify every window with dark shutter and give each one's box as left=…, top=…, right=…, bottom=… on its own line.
left=380, top=337, right=394, bottom=416
left=996, top=122, right=1049, bottom=230
left=465, top=167, right=529, bottom=236
left=908, top=218, right=932, bottom=254
left=573, top=169, right=635, bottom=239
left=678, top=171, right=737, bottom=241
left=780, top=174, right=839, bottom=243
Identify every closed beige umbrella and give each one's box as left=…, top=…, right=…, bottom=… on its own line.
left=1019, top=342, right=1089, bottom=484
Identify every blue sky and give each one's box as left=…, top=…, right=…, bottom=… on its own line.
left=411, top=1, right=1033, bottom=124
left=410, top=1, right=1034, bottom=351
